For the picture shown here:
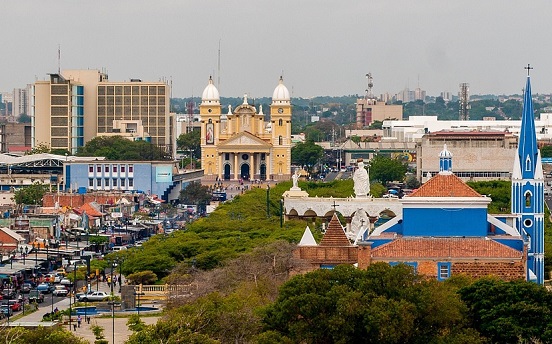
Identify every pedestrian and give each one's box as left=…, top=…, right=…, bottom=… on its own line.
left=77, top=315, right=82, bottom=328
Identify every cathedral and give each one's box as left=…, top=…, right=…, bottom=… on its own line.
left=200, top=77, right=292, bottom=181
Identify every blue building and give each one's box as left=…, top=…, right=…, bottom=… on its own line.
left=357, top=73, right=544, bottom=283
left=64, top=160, right=203, bottom=202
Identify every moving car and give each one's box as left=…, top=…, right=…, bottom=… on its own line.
left=60, top=278, right=72, bottom=286
left=0, top=305, right=13, bottom=317
left=28, top=289, right=44, bottom=303
left=3, top=300, right=21, bottom=311
left=78, top=291, right=109, bottom=302
left=37, top=283, right=54, bottom=294
left=52, top=286, right=69, bottom=297
left=21, top=283, right=32, bottom=293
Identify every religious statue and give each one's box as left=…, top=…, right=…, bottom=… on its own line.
left=353, top=159, right=370, bottom=198
left=292, top=169, right=300, bottom=189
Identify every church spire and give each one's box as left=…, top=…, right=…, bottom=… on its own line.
left=511, top=66, right=544, bottom=284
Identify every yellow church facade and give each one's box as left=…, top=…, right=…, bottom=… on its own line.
left=200, top=77, right=292, bottom=181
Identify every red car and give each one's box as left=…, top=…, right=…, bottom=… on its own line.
left=4, top=300, right=21, bottom=311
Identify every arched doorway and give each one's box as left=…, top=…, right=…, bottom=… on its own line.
left=260, top=164, right=266, bottom=181
left=241, top=163, right=250, bottom=180
left=224, top=164, right=231, bottom=180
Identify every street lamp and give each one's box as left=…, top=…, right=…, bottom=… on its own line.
left=10, top=251, right=15, bottom=269
left=45, top=239, right=50, bottom=272
left=19, top=246, right=27, bottom=265
left=33, top=243, right=37, bottom=269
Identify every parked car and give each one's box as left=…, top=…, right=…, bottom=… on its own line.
left=2, top=289, right=16, bottom=299
left=28, top=289, right=44, bottom=303
left=52, top=286, right=69, bottom=297
left=21, top=283, right=32, bottom=293
left=3, top=300, right=21, bottom=311
left=1, top=305, right=13, bottom=317
left=78, top=291, right=109, bottom=302
left=60, top=278, right=72, bottom=286
left=37, top=283, right=53, bottom=294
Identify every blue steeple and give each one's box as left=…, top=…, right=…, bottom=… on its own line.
left=517, top=75, right=539, bottom=179
left=511, top=67, right=545, bottom=284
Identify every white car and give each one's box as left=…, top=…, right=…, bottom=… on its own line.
left=78, top=291, right=109, bottom=302
left=52, top=286, right=69, bottom=297
left=60, top=278, right=72, bottom=286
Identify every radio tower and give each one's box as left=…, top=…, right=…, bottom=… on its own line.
left=459, top=83, right=470, bottom=120
left=187, top=97, right=194, bottom=134
left=365, top=73, right=374, bottom=100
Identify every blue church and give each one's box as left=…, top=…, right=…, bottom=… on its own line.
left=358, top=72, right=544, bottom=284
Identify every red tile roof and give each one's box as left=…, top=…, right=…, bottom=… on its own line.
left=409, top=173, right=482, bottom=197
left=371, top=237, right=522, bottom=259
left=319, top=213, right=352, bottom=247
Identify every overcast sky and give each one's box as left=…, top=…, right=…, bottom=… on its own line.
left=2, top=1, right=551, bottom=99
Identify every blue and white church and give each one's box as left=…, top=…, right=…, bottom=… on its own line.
left=512, top=71, right=545, bottom=284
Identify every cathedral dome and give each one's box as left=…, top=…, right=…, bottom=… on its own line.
left=201, top=76, right=220, bottom=104
left=272, top=76, right=290, bottom=104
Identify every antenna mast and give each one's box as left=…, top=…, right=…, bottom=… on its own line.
left=365, top=73, right=374, bottom=100
left=58, top=44, right=61, bottom=74
left=217, top=40, right=221, bottom=90
left=459, top=82, right=470, bottom=120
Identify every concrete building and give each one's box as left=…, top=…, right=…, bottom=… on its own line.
left=355, top=98, right=402, bottom=128
left=200, top=77, right=292, bottom=181
left=12, top=85, right=31, bottom=118
left=32, top=70, right=170, bottom=154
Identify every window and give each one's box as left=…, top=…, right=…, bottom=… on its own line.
left=225, top=153, right=229, bottom=161
left=278, top=119, right=283, bottom=126
left=121, top=165, right=126, bottom=173
left=96, top=165, right=101, bottom=173
left=96, top=179, right=101, bottom=187
left=121, top=179, right=126, bottom=187
left=128, top=178, right=134, bottom=187
left=129, top=165, right=134, bottom=173
left=278, top=135, right=282, bottom=145
left=113, top=179, right=117, bottom=187
left=525, top=156, right=531, bottom=172
left=105, top=165, right=109, bottom=173
left=88, top=165, right=93, bottom=173
left=88, top=179, right=94, bottom=187
left=525, top=191, right=532, bottom=208
left=437, top=262, right=451, bottom=280
left=104, top=178, right=109, bottom=187
left=113, top=165, right=118, bottom=173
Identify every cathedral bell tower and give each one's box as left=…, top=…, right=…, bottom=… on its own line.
left=200, top=76, right=222, bottom=176
left=270, top=77, right=292, bottom=179
left=511, top=67, right=545, bottom=284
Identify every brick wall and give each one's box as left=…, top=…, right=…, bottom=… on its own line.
left=43, top=193, right=131, bottom=208
left=452, top=261, right=525, bottom=281
left=357, top=245, right=371, bottom=269
left=294, top=246, right=357, bottom=265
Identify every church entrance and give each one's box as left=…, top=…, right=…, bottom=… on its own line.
left=224, top=164, right=231, bottom=180
left=241, top=163, right=250, bottom=180
left=260, top=164, right=266, bottom=181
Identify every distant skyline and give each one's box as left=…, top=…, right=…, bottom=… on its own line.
left=2, top=1, right=552, bottom=99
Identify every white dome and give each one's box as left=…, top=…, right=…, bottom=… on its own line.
left=439, top=144, right=453, bottom=158
left=272, top=76, right=290, bottom=104
left=201, top=76, right=220, bottom=104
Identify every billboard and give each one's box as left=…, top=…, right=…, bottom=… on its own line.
left=156, top=166, right=173, bottom=183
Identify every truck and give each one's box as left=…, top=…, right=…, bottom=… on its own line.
left=28, top=289, right=44, bottom=303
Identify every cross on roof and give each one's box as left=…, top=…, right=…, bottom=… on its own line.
left=525, top=64, right=533, bottom=76
left=331, top=200, right=340, bottom=213
left=360, top=218, right=366, bottom=227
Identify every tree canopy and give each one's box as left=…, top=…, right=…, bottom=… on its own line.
left=176, top=130, right=200, bottom=157
left=13, top=182, right=48, bottom=205
left=291, top=141, right=324, bottom=172
left=77, top=136, right=171, bottom=160
left=368, top=155, right=407, bottom=185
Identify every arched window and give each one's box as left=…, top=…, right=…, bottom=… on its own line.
left=525, top=191, right=532, bottom=208
left=525, top=156, right=531, bottom=172
left=278, top=135, right=282, bottom=145
left=278, top=119, right=283, bottom=126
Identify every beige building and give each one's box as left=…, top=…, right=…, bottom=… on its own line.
left=200, top=77, right=292, bottom=181
left=417, top=130, right=517, bottom=182
left=32, top=70, right=170, bottom=154
left=356, top=98, right=402, bottom=128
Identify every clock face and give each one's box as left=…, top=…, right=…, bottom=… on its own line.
left=278, top=108, right=283, bottom=114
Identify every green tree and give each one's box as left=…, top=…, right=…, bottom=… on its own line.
left=405, top=174, right=421, bottom=189
left=126, top=270, right=158, bottom=285
left=13, top=182, right=48, bottom=205
left=26, top=142, right=52, bottom=155
left=459, top=278, right=552, bottom=343
left=176, top=129, right=201, bottom=157
left=77, top=136, right=171, bottom=160
left=541, top=144, right=552, bottom=158
left=291, top=141, right=324, bottom=173
left=179, top=181, right=211, bottom=213
left=262, top=264, right=475, bottom=344
left=368, top=155, right=407, bottom=185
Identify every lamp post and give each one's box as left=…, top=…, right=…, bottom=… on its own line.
left=266, top=185, right=270, bottom=218
left=33, top=243, right=37, bottom=269
left=45, top=239, right=50, bottom=272
left=19, top=246, right=27, bottom=265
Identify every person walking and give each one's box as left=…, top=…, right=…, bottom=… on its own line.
left=77, top=315, right=82, bottom=328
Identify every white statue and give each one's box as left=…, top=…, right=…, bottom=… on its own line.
left=292, top=169, right=300, bottom=189
left=353, top=159, right=370, bottom=198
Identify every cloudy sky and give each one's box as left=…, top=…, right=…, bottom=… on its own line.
left=2, top=1, right=551, bottom=98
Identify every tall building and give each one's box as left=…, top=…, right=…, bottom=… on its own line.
left=200, top=77, right=292, bottom=181
left=32, top=70, right=170, bottom=154
left=511, top=73, right=544, bottom=284
left=12, top=85, right=31, bottom=117
left=355, top=98, right=403, bottom=128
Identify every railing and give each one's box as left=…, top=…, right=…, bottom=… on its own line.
left=133, top=283, right=196, bottom=301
